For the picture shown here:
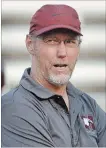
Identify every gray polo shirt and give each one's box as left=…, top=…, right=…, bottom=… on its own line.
left=1, top=68, right=106, bottom=147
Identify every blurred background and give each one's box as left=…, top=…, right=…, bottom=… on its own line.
left=1, top=1, right=106, bottom=111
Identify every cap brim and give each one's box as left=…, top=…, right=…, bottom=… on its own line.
left=34, top=24, right=83, bottom=36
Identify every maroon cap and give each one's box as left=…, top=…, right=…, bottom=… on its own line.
left=29, top=4, right=83, bottom=36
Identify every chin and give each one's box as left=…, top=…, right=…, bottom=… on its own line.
left=47, top=74, right=71, bottom=86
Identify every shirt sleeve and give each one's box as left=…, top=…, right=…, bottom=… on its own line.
left=95, top=101, right=106, bottom=147
left=1, top=102, right=55, bottom=147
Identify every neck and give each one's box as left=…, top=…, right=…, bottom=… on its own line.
left=30, top=67, right=69, bottom=110
left=31, top=71, right=67, bottom=95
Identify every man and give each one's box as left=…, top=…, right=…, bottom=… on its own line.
left=1, top=4, right=106, bottom=147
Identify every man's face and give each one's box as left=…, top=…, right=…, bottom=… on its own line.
left=27, top=30, right=80, bottom=86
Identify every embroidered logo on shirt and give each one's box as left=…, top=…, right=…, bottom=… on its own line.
left=81, top=115, right=95, bottom=130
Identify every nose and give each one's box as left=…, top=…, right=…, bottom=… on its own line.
left=57, top=41, right=67, bottom=58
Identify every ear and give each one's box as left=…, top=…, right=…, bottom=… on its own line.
left=25, top=35, right=35, bottom=55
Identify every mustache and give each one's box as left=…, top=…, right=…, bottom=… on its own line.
left=52, top=58, right=78, bottom=66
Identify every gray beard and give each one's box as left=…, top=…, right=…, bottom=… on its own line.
left=46, top=73, right=71, bottom=86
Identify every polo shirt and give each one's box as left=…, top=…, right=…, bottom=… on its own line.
left=1, top=68, right=106, bottom=147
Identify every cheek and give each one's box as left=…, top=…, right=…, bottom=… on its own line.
left=38, top=47, right=55, bottom=69
left=40, top=46, right=56, bottom=60
left=68, top=48, right=79, bottom=61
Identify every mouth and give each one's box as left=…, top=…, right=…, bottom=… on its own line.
left=53, top=64, right=68, bottom=67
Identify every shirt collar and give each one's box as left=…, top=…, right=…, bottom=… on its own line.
left=20, top=68, right=84, bottom=100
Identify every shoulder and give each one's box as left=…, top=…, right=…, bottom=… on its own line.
left=70, top=83, right=105, bottom=115
left=80, top=92, right=97, bottom=113
left=1, top=85, right=48, bottom=126
left=80, top=91, right=105, bottom=116
left=2, top=85, right=43, bottom=109
left=1, top=87, right=54, bottom=147
left=69, top=83, right=97, bottom=112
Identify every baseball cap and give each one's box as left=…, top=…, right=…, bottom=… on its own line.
left=29, top=4, right=83, bottom=36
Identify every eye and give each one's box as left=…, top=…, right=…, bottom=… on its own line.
left=66, top=39, right=72, bottom=43
left=44, top=38, right=52, bottom=42
left=44, top=37, right=58, bottom=44
left=47, top=39, right=54, bottom=42
left=66, top=39, right=76, bottom=44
